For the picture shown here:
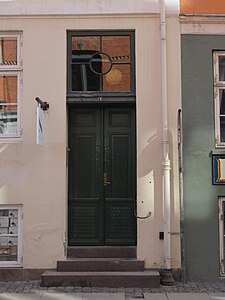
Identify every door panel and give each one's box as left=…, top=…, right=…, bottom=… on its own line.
left=68, top=108, right=103, bottom=245
left=104, top=108, right=136, bottom=245
left=68, top=106, right=136, bottom=246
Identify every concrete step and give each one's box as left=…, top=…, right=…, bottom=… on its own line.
left=41, top=270, right=160, bottom=288
left=67, top=246, right=136, bottom=258
left=57, top=258, right=144, bottom=272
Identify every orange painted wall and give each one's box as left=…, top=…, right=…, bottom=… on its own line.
left=180, top=0, right=225, bottom=14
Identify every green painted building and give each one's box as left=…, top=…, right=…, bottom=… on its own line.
left=181, top=32, right=225, bottom=280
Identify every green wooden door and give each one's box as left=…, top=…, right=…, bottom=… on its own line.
left=68, top=106, right=136, bottom=246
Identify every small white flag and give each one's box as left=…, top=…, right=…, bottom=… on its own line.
left=36, top=105, right=44, bottom=145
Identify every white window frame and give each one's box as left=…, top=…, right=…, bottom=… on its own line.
left=0, top=204, right=23, bottom=267
left=0, top=33, right=22, bottom=139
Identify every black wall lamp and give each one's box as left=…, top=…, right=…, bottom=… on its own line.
left=35, top=97, right=50, bottom=111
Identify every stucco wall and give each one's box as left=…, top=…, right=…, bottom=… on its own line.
left=0, top=15, right=181, bottom=269
left=182, top=34, right=225, bottom=281
left=0, top=0, right=179, bottom=16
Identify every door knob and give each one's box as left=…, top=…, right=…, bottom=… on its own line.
left=103, top=173, right=111, bottom=186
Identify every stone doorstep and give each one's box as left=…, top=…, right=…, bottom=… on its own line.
left=67, top=246, right=136, bottom=258
left=41, top=270, right=160, bottom=288
left=57, top=258, right=145, bottom=272
left=0, top=268, right=47, bottom=281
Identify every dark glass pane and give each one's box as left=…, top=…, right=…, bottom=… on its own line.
left=72, top=50, right=93, bottom=64
left=70, top=34, right=132, bottom=93
left=72, top=64, right=100, bottom=91
left=219, top=56, right=225, bottom=81
left=220, top=90, right=225, bottom=115
left=90, top=53, right=111, bottom=75
left=220, top=116, right=225, bottom=142
left=0, top=210, right=8, bottom=216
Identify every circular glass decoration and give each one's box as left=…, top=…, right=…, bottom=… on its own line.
left=89, top=52, right=112, bottom=75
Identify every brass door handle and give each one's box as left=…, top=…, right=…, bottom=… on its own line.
left=103, top=173, right=111, bottom=186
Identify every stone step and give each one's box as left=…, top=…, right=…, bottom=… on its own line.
left=41, top=270, right=160, bottom=288
left=67, top=246, right=136, bottom=258
left=57, top=258, right=144, bottom=272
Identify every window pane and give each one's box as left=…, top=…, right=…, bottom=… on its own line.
left=104, top=64, right=131, bottom=92
left=220, top=116, right=225, bottom=142
left=72, top=64, right=100, bottom=91
left=72, top=36, right=100, bottom=60
left=219, top=56, right=225, bottom=81
left=0, top=75, right=18, bottom=135
left=0, top=37, right=17, bottom=66
left=0, top=237, right=17, bottom=261
left=219, top=89, right=225, bottom=115
left=70, top=34, right=133, bottom=93
left=72, top=36, right=101, bottom=91
left=102, top=36, right=130, bottom=63
left=0, top=209, right=18, bottom=262
left=0, top=105, right=17, bottom=134
left=0, top=75, right=17, bottom=104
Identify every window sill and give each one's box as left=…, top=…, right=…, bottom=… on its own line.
left=0, top=262, right=22, bottom=268
left=215, top=144, right=225, bottom=149
left=0, top=137, right=22, bottom=144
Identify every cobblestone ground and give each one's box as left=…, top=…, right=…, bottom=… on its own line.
left=0, top=280, right=225, bottom=294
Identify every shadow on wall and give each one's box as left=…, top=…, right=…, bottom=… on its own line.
left=138, top=129, right=176, bottom=216
left=183, top=151, right=223, bottom=281
left=0, top=144, right=27, bottom=192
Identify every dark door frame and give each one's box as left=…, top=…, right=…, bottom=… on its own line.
left=67, top=30, right=136, bottom=246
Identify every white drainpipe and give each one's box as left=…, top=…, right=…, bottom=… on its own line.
left=159, top=0, right=171, bottom=271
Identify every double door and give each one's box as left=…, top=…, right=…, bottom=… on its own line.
left=68, top=105, right=136, bottom=245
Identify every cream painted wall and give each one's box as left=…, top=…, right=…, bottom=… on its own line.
left=0, top=0, right=179, bottom=16
left=136, top=16, right=181, bottom=269
left=0, top=14, right=181, bottom=269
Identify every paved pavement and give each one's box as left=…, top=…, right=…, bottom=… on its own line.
left=1, top=281, right=225, bottom=299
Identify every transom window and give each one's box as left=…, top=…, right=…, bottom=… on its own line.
left=67, top=31, right=135, bottom=96
left=0, top=34, right=22, bottom=138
